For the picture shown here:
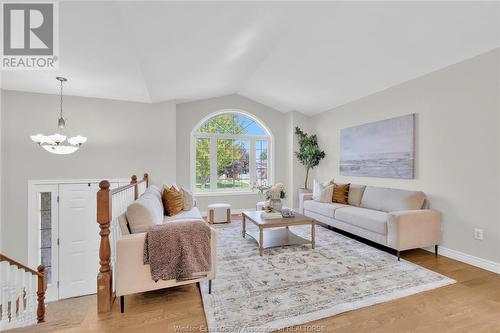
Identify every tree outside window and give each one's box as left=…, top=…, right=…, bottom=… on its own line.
left=193, top=112, right=271, bottom=192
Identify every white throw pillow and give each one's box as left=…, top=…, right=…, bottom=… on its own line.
left=126, top=193, right=163, bottom=233
left=144, top=185, right=162, bottom=201
left=181, top=188, right=194, bottom=211
left=312, top=179, right=334, bottom=203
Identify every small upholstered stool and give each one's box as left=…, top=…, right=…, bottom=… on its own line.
left=256, top=201, right=267, bottom=211
left=207, top=203, right=231, bottom=224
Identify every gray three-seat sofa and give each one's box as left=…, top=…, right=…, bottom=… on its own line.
left=300, top=184, right=442, bottom=260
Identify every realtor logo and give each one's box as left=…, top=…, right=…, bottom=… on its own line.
left=1, top=2, right=59, bottom=70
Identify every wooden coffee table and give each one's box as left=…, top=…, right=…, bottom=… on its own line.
left=241, top=211, right=316, bottom=256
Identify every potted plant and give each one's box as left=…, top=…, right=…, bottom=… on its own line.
left=294, top=127, right=325, bottom=191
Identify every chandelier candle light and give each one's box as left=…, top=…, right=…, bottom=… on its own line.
left=30, top=77, right=87, bottom=154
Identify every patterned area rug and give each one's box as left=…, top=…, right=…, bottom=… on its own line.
left=200, top=221, right=455, bottom=332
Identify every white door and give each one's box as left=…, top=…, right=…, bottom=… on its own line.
left=58, top=183, right=100, bottom=299
left=32, top=185, right=59, bottom=302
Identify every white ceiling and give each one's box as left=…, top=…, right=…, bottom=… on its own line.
left=2, top=1, right=499, bottom=115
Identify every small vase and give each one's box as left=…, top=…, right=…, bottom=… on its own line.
left=267, top=198, right=283, bottom=212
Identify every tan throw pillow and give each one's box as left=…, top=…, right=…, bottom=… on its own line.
left=181, top=188, right=194, bottom=211
left=348, top=184, right=366, bottom=207
left=162, top=186, right=184, bottom=216
left=333, top=183, right=350, bottom=204
left=163, top=183, right=179, bottom=191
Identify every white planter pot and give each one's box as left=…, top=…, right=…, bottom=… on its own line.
left=267, top=198, right=283, bottom=212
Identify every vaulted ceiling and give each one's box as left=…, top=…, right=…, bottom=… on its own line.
left=2, top=1, right=499, bottom=115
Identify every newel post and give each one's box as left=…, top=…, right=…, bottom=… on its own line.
left=37, top=265, right=46, bottom=323
left=131, top=175, right=138, bottom=200
left=97, top=180, right=113, bottom=313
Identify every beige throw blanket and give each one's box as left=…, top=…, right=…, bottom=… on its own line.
left=143, top=220, right=211, bottom=282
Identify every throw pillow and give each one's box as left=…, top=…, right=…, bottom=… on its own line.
left=312, top=179, right=334, bottom=203
left=333, top=183, right=350, bottom=204
left=347, top=184, right=366, bottom=207
left=126, top=193, right=163, bottom=233
left=181, top=188, right=194, bottom=211
left=163, top=183, right=180, bottom=191
left=162, top=186, right=184, bottom=216
left=145, top=185, right=162, bottom=199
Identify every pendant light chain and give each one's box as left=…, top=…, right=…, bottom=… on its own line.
left=59, top=78, right=64, bottom=119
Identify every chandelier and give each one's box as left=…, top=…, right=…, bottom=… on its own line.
left=30, top=77, right=87, bottom=154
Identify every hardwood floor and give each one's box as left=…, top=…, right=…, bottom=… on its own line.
left=9, top=220, right=500, bottom=333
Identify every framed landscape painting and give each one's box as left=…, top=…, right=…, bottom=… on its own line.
left=340, top=114, right=415, bottom=179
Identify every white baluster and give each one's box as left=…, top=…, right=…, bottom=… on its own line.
left=0, top=262, right=10, bottom=331
left=29, top=275, right=38, bottom=324
left=11, top=268, right=18, bottom=328
left=0, top=265, right=2, bottom=331
left=13, top=266, right=24, bottom=329
left=24, top=274, right=31, bottom=326
left=7, top=265, right=17, bottom=329
left=14, top=269, right=22, bottom=327
left=23, top=272, right=31, bottom=326
left=17, top=269, right=27, bottom=327
left=26, top=272, right=33, bottom=326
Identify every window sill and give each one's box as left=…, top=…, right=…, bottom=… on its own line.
left=194, top=191, right=259, bottom=197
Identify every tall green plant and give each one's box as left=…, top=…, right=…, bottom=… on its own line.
left=294, top=127, right=325, bottom=189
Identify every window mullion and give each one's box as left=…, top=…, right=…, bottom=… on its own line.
left=267, top=139, right=272, bottom=185
left=250, top=139, right=256, bottom=186
left=210, top=138, right=217, bottom=191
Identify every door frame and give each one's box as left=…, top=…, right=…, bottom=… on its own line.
left=27, top=178, right=129, bottom=301
left=27, top=184, right=59, bottom=301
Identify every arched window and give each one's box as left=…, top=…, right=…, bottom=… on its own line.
left=191, top=110, right=273, bottom=193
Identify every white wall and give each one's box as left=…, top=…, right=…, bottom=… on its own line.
left=176, top=94, right=293, bottom=211
left=285, top=111, right=314, bottom=208
left=0, top=81, right=3, bottom=253
left=1, top=90, right=176, bottom=262
left=311, top=48, right=500, bottom=264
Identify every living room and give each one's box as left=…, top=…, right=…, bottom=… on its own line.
left=0, top=1, right=499, bottom=332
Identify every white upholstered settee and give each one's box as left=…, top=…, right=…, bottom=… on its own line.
left=115, top=185, right=216, bottom=313
left=300, top=184, right=442, bottom=260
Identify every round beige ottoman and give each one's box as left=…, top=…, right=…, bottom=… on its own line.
left=207, top=203, right=231, bottom=224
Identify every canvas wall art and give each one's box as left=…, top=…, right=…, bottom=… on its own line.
left=340, top=114, right=415, bottom=179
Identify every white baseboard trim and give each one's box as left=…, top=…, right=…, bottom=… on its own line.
left=424, top=246, right=500, bottom=274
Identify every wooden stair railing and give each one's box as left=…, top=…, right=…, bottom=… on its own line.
left=97, top=173, right=149, bottom=313
left=0, top=253, right=46, bottom=330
